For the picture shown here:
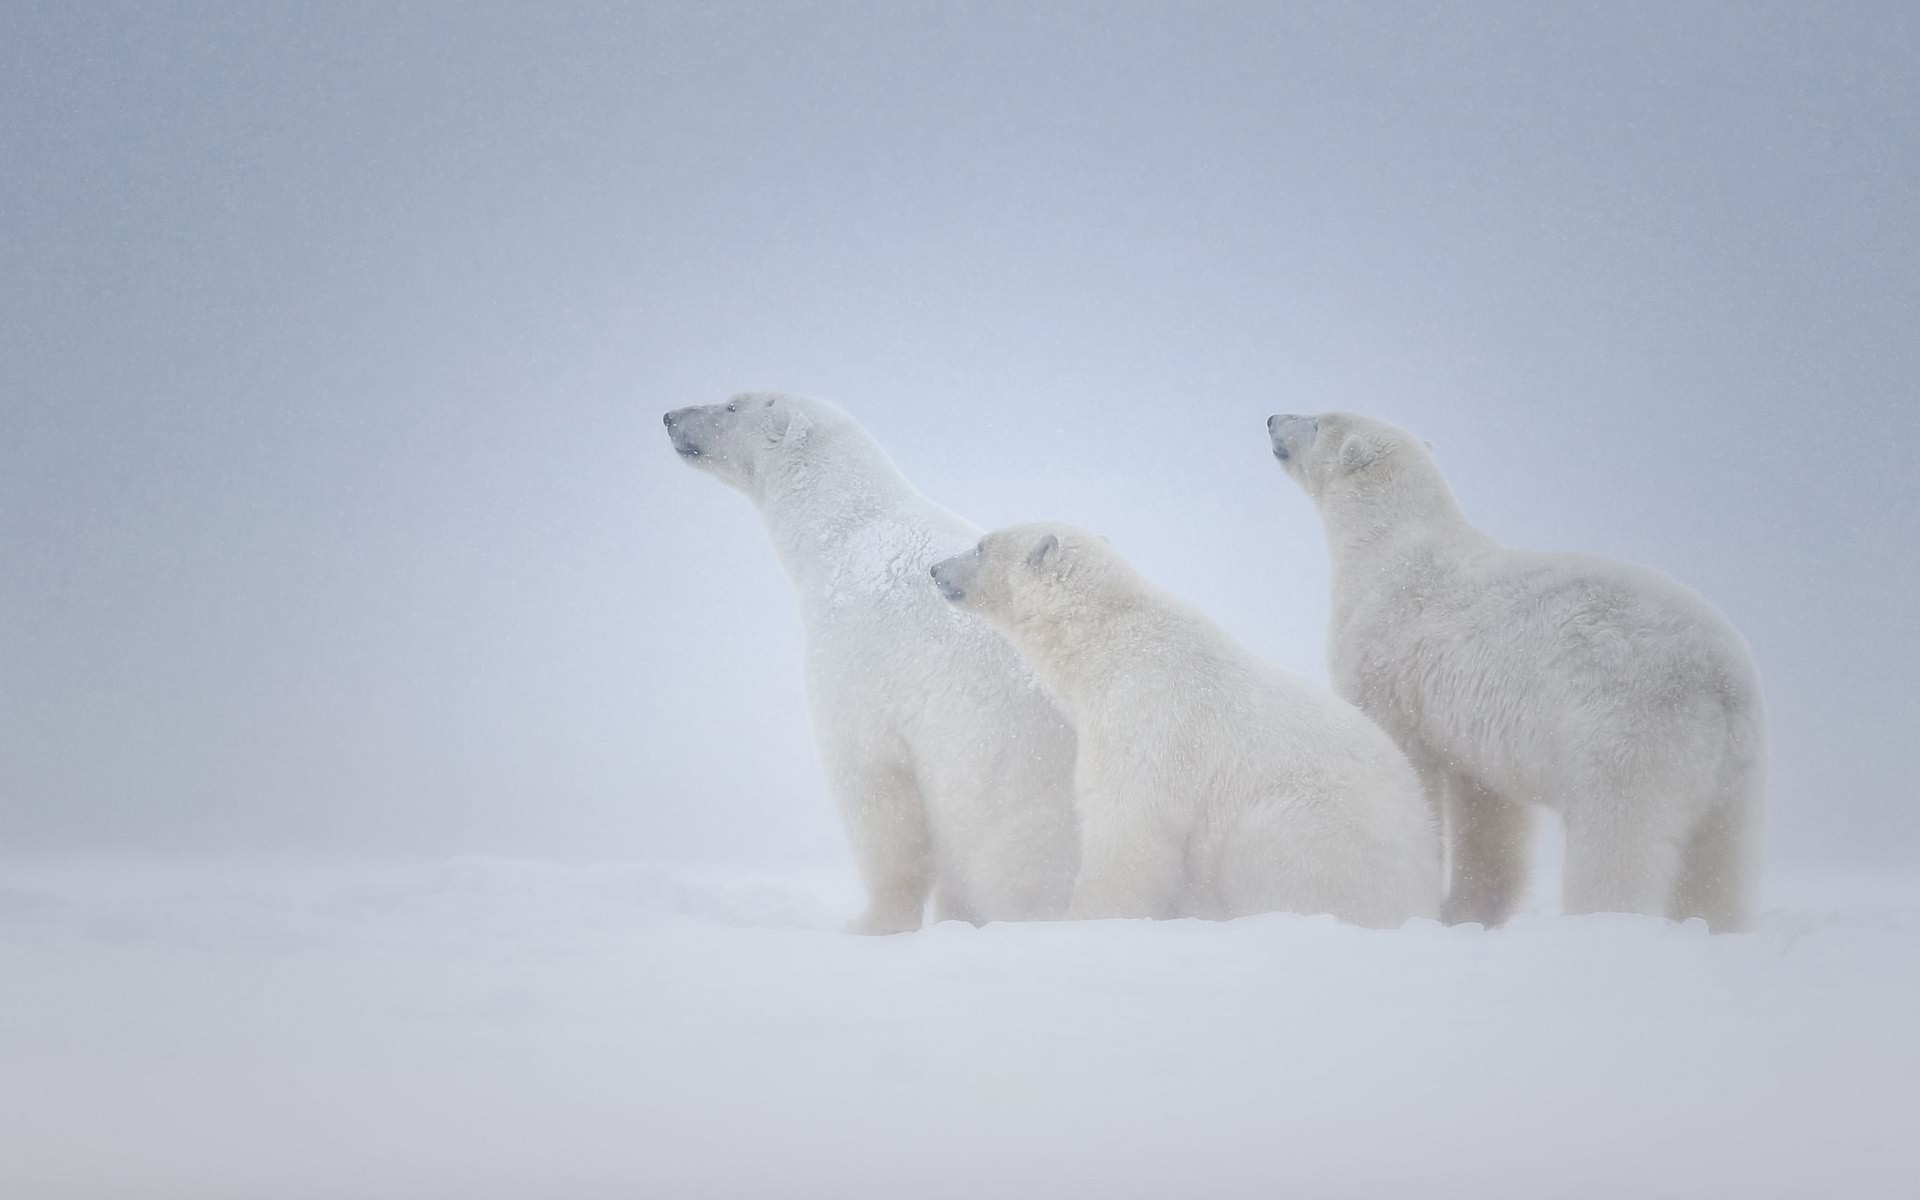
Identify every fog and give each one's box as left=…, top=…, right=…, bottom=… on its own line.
left=4, top=0, right=1915, bottom=866
left=2, top=3, right=1918, bottom=1196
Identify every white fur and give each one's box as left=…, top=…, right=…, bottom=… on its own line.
left=664, top=393, right=1079, bottom=934
left=1268, top=412, right=1766, bottom=931
left=932, top=524, right=1441, bottom=928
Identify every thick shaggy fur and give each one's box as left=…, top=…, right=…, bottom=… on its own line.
left=1268, top=412, right=1765, bottom=931
left=932, top=524, right=1441, bottom=928
left=664, top=394, right=1078, bottom=933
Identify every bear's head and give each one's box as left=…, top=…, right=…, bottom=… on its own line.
left=930, top=523, right=1118, bottom=629
left=1267, top=411, right=1438, bottom=510
left=662, top=392, right=825, bottom=496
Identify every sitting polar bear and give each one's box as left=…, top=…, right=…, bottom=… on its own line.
left=1267, top=412, right=1765, bottom=931
left=663, top=393, right=1078, bottom=933
left=930, top=524, right=1441, bottom=928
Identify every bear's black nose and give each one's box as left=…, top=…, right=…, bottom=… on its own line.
left=663, top=410, right=678, bottom=428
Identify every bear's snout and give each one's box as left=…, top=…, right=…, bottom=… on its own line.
left=1268, top=414, right=1317, bottom=462
left=930, top=561, right=963, bottom=602
left=664, top=408, right=703, bottom=457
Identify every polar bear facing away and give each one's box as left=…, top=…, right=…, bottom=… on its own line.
left=663, top=394, right=1078, bottom=933
left=931, top=524, right=1440, bottom=927
left=1268, top=412, right=1765, bottom=931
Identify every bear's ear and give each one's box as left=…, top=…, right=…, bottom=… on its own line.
left=1025, top=533, right=1059, bottom=569
left=770, top=406, right=813, bottom=448
left=1338, top=433, right=1382, bottom=471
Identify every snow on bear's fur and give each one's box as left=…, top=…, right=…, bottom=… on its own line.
left=663, top=393, right=1078, bottom=934
left=931, top=524, right=1441, bottom=928
left=1268, top=412, right=1766, bottom=932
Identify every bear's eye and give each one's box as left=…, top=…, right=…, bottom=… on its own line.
left=764, top=398, right=774, bottom=408
left=725, top=400, right=740, bottom=414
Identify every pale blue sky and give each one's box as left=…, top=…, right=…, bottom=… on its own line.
left=2, top=1, right=1915, bottom=867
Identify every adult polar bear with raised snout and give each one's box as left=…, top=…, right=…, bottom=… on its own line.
left=1268, top=412, right=1765, bottom=932
left=663, top=393, right=1077, bottom=934
left=930, top=524, right=1440, bottom=927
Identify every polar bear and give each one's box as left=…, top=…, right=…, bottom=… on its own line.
left=1267, top=412, right=1765, bottom=932
left=929, top=524, right=1440, bottom=927
left=662, top=393, right=1078, bottom=933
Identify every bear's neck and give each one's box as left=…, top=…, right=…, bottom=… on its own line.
left=1004, top=591, right=1228, bottom=716
left=1319, top=475, right=1489, bottom=617
left=755, top=438, right=969, bottom=603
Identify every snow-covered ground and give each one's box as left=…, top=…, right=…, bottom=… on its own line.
left=1, top=849, right=1916, bottom=1200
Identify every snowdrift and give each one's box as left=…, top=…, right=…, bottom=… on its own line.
left=1, top=855, right=1915, bottom=1199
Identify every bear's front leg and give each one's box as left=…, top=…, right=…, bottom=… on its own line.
left=830, top=756, right=934, bottom=935
left=1439, top=769, right=1533, bottom=927
left=1064, top=802, right=1185, bottom=921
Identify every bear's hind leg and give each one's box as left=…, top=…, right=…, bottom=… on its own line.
left=932, top=888, right=982, bottom=926
left=1668, top=771, right=1760, bottom=933
left=1439, top=772, right=1532, bottom=927
left=1561, top=789, right=1688, bottom=921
